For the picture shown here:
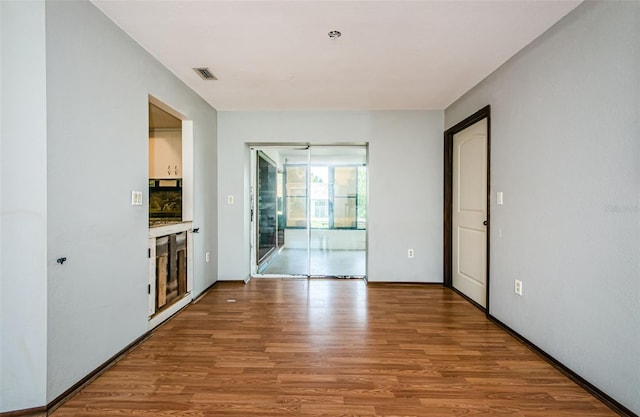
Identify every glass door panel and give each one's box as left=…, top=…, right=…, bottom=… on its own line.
left=357, top=166, right=367, bottom=230
left=333, top=167, right=357, bottom=228
left=285, top=165, right=308, bottom=228
left=309, top=166, right=329, bottom=228
left=257, top=151, right=277, bottom=265
left=309, top=146, right=367, bottom=277
left=258, top=147, right=310, bottom=276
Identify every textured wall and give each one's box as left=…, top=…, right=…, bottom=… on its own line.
left=218, top=111, right=444, bottom=283
left=445, top=2, right=640, bottom=413
left=45, top=0, right=218, bottom=403
left=0, top=0, right=48, bottom=412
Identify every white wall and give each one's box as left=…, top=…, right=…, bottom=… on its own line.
left=218, top=111, right=443, bottom=282
left=445, top=2, right=640, bottom=413
left=0, top=1, right=49, bottom=412
left=44, top=0, right=217, bottom=404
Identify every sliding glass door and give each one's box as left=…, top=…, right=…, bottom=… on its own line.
left=308, top=146, right=367, bottom=277
left=252, top=145, right=366, bottom=278
left=254, top=147, right=309, bottom=276
left=281, top=149, right=310, bottom=276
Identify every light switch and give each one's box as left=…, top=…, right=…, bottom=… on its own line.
left=497, top=192, right=504, bottom=205
left=131, top=191, right=143, bottom=206
left=228, top=195, right=234, bottom=205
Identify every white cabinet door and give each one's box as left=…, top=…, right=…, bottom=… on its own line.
left=149, top=130, right=182, bottom=178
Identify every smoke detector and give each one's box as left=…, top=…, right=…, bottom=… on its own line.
left=328, top=30, right=342, bottom=39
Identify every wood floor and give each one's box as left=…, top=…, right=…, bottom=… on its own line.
left=51, top=279, right=617, bottom=417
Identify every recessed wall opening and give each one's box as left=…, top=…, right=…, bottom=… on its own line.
left=147, top=96, right=195, bottom=329
left=250, top=145, right=368, bottom=279
left=148, top=103, right=183, bottom=224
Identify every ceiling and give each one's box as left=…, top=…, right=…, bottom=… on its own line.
left=92, top=0, right=581, bottom=111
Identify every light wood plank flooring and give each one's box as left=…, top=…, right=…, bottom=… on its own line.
left=51, top=279, right=617, bottom=416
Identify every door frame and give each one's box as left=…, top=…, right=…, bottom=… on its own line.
left=248, top=144, right=368, bottom=279
left=443, top=105, right=491, bottom=313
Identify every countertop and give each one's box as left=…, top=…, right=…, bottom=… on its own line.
left=149, top=221, right=193, bottom=238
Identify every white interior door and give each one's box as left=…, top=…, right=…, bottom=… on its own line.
left=452, top=118, right=488, bottom=307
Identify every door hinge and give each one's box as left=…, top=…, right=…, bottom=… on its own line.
left=148, top=284, right=151, bottom=294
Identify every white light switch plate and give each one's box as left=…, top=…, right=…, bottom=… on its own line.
left=497, top=192, right=504, bottom=205
left=131, top=191, right=143, bottom=206
left=228, top=195, right=234, bottom=204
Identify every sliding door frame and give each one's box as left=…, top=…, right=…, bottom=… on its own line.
left=249, top=143, right=368, bottom=279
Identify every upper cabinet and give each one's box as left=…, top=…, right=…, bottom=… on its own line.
left=149, top=129, right=182, bottom=178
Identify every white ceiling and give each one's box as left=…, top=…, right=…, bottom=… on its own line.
left=92, top=0, right=581, bottom=111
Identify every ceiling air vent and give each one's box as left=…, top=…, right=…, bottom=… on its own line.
left=193, top=67, right=218, bottom=81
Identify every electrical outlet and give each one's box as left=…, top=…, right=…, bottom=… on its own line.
left=205, top=252, right=210, bottom=262
left=408, top=249, right=414, bottom=258
left=514, top=279, right=523, bottom=296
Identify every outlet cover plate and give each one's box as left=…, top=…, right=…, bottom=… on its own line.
left=515, top=279, right=523, bottom=296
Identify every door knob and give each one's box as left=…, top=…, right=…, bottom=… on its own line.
left=483, top=220, right=488, bottom=226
